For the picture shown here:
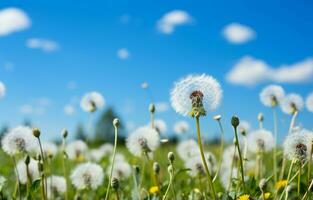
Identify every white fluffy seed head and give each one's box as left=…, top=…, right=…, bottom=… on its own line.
left=185, top=152, right=216, bottom=177
left=153, top=119, right=167, bottom=135
left=170, top=74, right=222, bottom=116
left=66, top=140, right=88, bottom=161
left=238, top=120, right=251, bottom=135
left=0, top=81, right=6, bottom=99
left=41, top=141, right=58, bottom=158
left=260, top=85, right=285, bottom=107
left=17, top=157, right=40, bottom=184
left=80, top=91, right=105, bottom=112
left=173, top=120, right=189, bottom=135
left=281, top=93, right=304, bottom=114
left=1, top=126, right=37, bottom=156
left=247, top=129, right=275, bottom=153
left=176, top=139, right=199, bottom=161
left=126, top=126, right=160, bottom=157
left=306, top=92, right=313, bottom=113
left=88, top=144, right=114, bottom=162
left=46, top=175, right=66, bottom=198
left=108, top=160, right=132, bottom=180
left=284, top=129, right=313, bottom=162
left=70, top=162, right=104, bottom=190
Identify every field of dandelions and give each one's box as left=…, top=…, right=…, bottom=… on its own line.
left=0, top=74, right=313, bottom=200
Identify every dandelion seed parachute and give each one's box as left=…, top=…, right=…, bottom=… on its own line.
left=66, top=140, right=88, bottom=160
left=247, top=129, right=275, bottom=153
left=260, top=85, right=285, bottom=107
left=281, top=93, right=304, bottom=114
left=173, top=120, right=189, bottom=135
left=70, top=162, right=104, bottom=190
left=306, top=92, right=313, bottom=112
left=80, top=91, right=105, bottom=112
left=170, top=74, right=222, bottom=116
left=17, top=157, right=40, bottom=184
left=46, top=175, right=66, bottom=198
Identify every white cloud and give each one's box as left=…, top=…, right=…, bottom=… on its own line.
left=26, top=38, right=59, bottom=52
left=157, top=10, right=192, bottom=34
left=19, top=97, right=52, bottom=115
left=64, top=104, right=75, bottom=115
left=222, top=23, right=256, bottom=44
left=117, top=48, right=129, bottom=59
left=0, top=8, right=31, bottom=36
left=226, top=56, right=313, bottom=86
left=155, top=102, right=170, bottom=112
left=20, top=104, right=34, bottom=114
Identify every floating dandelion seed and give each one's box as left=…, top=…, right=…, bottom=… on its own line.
left=16, top=157, right=39, bottom=184
left=247, top=129, right=275, bottom=153
left=80, top=91, right=105, bottom=112
left=281, top=93, right=304, bottom=115
left=173, top=120, right=189, bottom=135
left=1, top=126, right=37, bottom=156
left=66, top=140, right=88, bottom=161
left=70, top=162, right=104, bottom=190
left=0, top=81, right=6, bottom=99
left=260, top=85, right=285, bottom=107
left=46, top=175, right=66, bottom=198
left=306, top=92, right=313, bottom=112
left=170, top=74, right=222, bottom=117
left=126, top=126, right=160, bottom=157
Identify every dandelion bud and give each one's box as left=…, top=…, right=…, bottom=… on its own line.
left=113, top=118, right=120, bottom=127
left=62, top=129, right=68, bottom=138
left=25, top=155, right=30, bottom=165
left=213, top=115, right=221, bottom=121
left=134, top=165, right=140, bottom=175
left=32, top=128, right=41, bottom=138
left=167, top=165, right=173, bottom=174
left=111, top=177, right=119, bottom=190
left=153, top=162, right=160, bottom=174
left=259, top=178, right=267, bottom=191
left=258, top=113, right=264, bottom=122
left=168, top=152, right=175, bottom=163
left=231, top=116, right=240, bottom=128
left=37, top=154, right=42, bottom=161
left=149, top=103, right=155, bottom=113
left=38, top=162, right=44, bottom=172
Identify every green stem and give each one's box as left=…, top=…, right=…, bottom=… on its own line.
left=227, top=145, right=237, bottom=193
left=273, top=108, right=278, bottom=183
left=298, top=164, right=302, bottom=196
left=280, top=157, right=287, bottom=180
left=302, top=178, right=313, bottom=200
left=12, top=156, right=21, bottom=200
left=61, top=138, right=69, bottom=200
left=37, top=137, right=47, bottom=200
left=307, top=143, right=313, bottom=200
left=289, top=111, right=298, bottom=134
left=213, top=119, right=224, bottom=182
left=278, top=160, right=296, bottom=200
left=104, top=124, right=118, bottom=200
left=195, top=117, right=216, bottom=200
left=162, top=171, right=173, bottom=200
left=233, top=126, right=245, bottom=190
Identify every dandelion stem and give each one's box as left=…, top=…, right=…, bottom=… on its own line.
left=12, top=156, right=21, bottom=200
left=213, top=119, right=224, bottom=182
left=132, top=168, right=141, bottom=200
left=289, top=111, right=298, bottom=133
left=273, top=108, right=278, bottom=183
left=298, top=163, right=302, bottom=196
left=37, top=137, right=47, bottom=199
left=227, top=145, right=237, bottom=193
left=162, top=170, right=173, bottom=200
left=105, top=121, right=118, bottom=200
left=195, top=116, right=217, bottom=200
left=233, top=125, right=245, bottom=190
left=302, top=177, right=313, bottom=200
left=61, top=137, right=69, bottom=200
left=306, top=142, right=313, bottom=200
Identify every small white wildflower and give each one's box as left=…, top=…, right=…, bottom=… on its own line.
left=170, top=74, right=222, bottom=117
left=80, top=91, right=105, bottom=112
left=108, top=160, right=132, bottom=180
left=0, top=81, right=6, bottom=99
left=0, top=175, right=6, bottom=190
left=1, top=126, right=37, bottom=156
left=126, top=126, right=160, bottom=157
left=173, top=120, right=189, bottom=135
left=17, top=158, right=40, bottom=184
left=260, top=85, right=285, bottom=107
left=70, top=162, right=104, bottom=190
left=247, top=129, right=275, bottom=153
left=41, top=141, right=58, bottom=158
left=284, top=129, right=313, bottom=162
left=185, top=152, right=216, bottom=177
left=153, top=119, right=167, bottom=135
left=306, top=92, right=313, bottom=112
left=46, top=175, right=66, bottom=198
left=176, top=139, right=199, bottom=161
left=66, top=140, right=88, bottom=160
left=281, top=93, right=304, bottom=115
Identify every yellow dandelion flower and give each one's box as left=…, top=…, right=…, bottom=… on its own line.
left=275, top=180, right=287, bottom=190
left=149, top=186, right=159, bottom=194
left=264, top=192, right=271, bottom=199
left=237, top=194, right=250, bottom=200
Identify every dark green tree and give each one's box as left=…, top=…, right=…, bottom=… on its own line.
left=75, top=123, right=87, bottom=141
left=0, top=124, right=9, bottom=140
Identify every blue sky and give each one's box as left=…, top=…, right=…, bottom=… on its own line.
left=0, top=0, right=312, bottom=142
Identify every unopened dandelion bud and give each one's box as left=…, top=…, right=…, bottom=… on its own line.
left=168, top=152, right=175, bottom=163
left=37, top=154, right=42, bottom=161
left=111, top=177, right=119, bottom=190
left=32, top=128, right=41, bottom=138
left=38, top=162, right=44, bottom=172
left=168, top=165, right=173, bottom=174
left=62, top=129, right=68, bottom=138
left=149, top=103, right=155, bottom=113
left=259, top=178, right=267, bottom=191
left=113, top=118, right=120, bottom=127
left=231, top=116, right=240, bottom=128
left=258, top=113, right=264, bottom=122
left=153, top=162, right=160, bottom=174
left=25, top=155, right=30, bottom=165
left=213, top=115, right=221, bottom=121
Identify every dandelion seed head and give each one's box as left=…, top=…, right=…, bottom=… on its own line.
left=260, top=85, right=285, bottom=107
left=153, top=119, right=167, bottom=135
left=247, top=129, right=275, bottom=153
left=46, top=175, right=66, bottom=198
left=170, top=74, right=222, bottom=117
left=126, top=126, right=160, bottom=157
left=108, top=160, right=132, bottom=180
left=306, top=92, right=313, bottom=112
left=17, top=157, right=39, bottom=184
left=238, top=120, right=251, bottom=135
left=185, top=152, right=216, bottom=177
left=176, top=139, right=199, bottom=161
left=70, top=162, right=104, bottom=190
left=281, top=93, right=304, bottom=115
left=41, top=141, right=58, bottom=158
left=66, top=140, right=88, bottom=161
left=80, top=91, right=105, bottom=112
left=1, top=126, right=37, bottom=156
left=173, top=120, right=189, bottom=135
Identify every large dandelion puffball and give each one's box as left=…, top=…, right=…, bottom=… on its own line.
left=260, top=85, right=285, bottom=107
left=306, top=93, right=313, bottom=112
left=1, top=126, right=37, bottom=156
left=173, top=120, right=189, bottom=134
left=41, top=141, right=58, bottom=158
left=185, top=152, right=216, bottom=177
left=47, top=175, right=67, bottom=198
left=66, top=140, right=88, bottom=160
left=247, top=129, right=275, bottom=153
left=108, top=160, right=132, bottom=180
left=170, top=74, right=222, bottom=116
left=281, top=93, right=304, bottom=114
left=70, top=162, right=104, bottom=190
left=80, top=91, right=105, bottom=112
left=126, top=126, right=160, bottom=157
left=0, top=81, right=5, bottom=99
left=176, top=139, right=199, bottom=161
left=153, top=119, right=167, bottom=135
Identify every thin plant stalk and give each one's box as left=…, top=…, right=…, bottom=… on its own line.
left=150, top=111, right=155, bottom=129
left=61, top=137, right=69, bottom=200
left=213, top=119, right=224, bottom=182
left=195, top=116, right=216, bottom=200
left=302, top=178, right=313, bottom=200
left=306, top=142, right=313, bottom=200
left=115, top=190, right=120, bottom=200
left=104, top=122, right=119, bottom=200
left=37, top=137, right=47, bottom=199
left=12, top=156, right=21, bottom=200
left=227, top=145, right=237, bottom=193
left=233, top=125, right=245, bottom=190
left=289, top=111, right=298, bottom=133
left=279, top=160, right=296, bottom=200
left=132, top=170, right=141, bottom=200
left=273, top=108, right=278, bottom=183
left=298, top=163, right=302, bottom=196
left=162, top=169, right=173, bottom=200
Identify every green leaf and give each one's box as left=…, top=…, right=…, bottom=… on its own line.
left=30, top=179, right=41, bottom=193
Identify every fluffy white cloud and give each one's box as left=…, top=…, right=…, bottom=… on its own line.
left=64, top=104, right=75, bottom=115
left=117, top=48, right=129, bottom=59
left=155, top=102, right=170, bottom=112
left=26, top=38, right=59, bottom=52
left=157, top=10, right=192, bottom=34
left=19, top=104, right=34, bottom=114
left=0, top=8, right=31, bottom=36
left=226, top=56, right=313, bottom=86
left=222, top=23, right=256, bottom=44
